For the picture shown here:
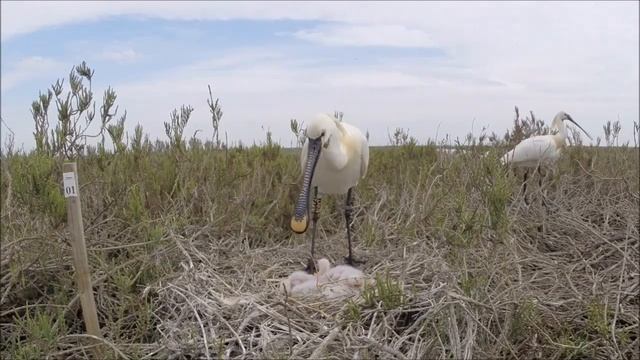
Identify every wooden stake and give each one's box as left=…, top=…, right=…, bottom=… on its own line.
left=63, top=162, right=102, bottom=342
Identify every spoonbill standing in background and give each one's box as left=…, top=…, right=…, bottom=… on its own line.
left=290, top=113, right=369, bottom=273
left=502, top=111, right=592, bottom=202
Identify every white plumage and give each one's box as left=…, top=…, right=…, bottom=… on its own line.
left=317, top=263, right=366, bottom=288
left=284, top=270, right=316, bottom=291
left=300, top=113, right=369, bottom=194
left=502, top=111, right=592, bottom=168
left=502, top=136, right=563, bottom=168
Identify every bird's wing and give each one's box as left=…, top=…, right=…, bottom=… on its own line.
left=505, top=136, right=555, bottom=164
left=360, top=136, right=369, bottom=178
left=340, top=121, right=369, bottom=178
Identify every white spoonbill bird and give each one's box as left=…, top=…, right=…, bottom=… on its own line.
left=290, top=113, right=369, bottom=273
left=502, top=111, right=592, bottom=168
left=502, top=111, right=592, bottom=202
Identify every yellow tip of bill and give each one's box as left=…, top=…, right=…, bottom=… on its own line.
left=290, top=216, right=308, bottom=234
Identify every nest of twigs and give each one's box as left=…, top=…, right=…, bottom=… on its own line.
left=148, top=235, right=458, bottom=360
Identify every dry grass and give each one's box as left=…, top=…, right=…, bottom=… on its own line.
left=1, top=134, right=638, bottom=359
left=151, top=151, right=639, bottom=360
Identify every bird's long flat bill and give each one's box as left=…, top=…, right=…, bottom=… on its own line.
left=566, top=115, right=593, bottom=140
left=291, top=137, right=322, bottom=234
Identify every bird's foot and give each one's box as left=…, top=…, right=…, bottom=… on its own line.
left=304, top=257, right=317, bottom=274
left=344, top=255, right=366, bottom=267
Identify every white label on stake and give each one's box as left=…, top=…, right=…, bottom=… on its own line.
left=63, top=172, right=78, bottom=198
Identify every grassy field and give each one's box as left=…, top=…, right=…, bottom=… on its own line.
left=0, top=64, right=638, bottom=359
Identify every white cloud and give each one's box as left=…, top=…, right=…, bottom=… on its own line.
left=1, top=56, right=62, bottom=93
left=322, top=70, right=427, bottom=88
left=0, top=1, right=348, bottom=42
left=1, top=1, right=638, bottom=146
left=107, top=43, right=637, bottom=148
left=292, top=24, right=435, bottom=48
left=98, top=48, right=141, bottom=63
left=186, top=47, right=285, bottom=71
left=1, top=1, right=114, bottom=42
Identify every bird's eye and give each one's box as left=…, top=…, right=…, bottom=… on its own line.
left=321, top=131, right=326, bottom=137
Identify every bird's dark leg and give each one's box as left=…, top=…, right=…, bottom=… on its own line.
left=305, top=187, right=320, bottom=274
left=537, top=165, right=543, bottom=188
left=537, top=165, right=548, bottom=206
left=537, top=166, right=546, bottom=233
left=344, top=187, right=364, bottom=267
left=521, top=170, right=530, bottom=205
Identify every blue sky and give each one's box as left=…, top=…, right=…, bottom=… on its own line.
left=2, top=1, right=638, bottom=149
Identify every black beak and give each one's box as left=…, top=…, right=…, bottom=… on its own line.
left=565, top=115, right=593, bottom=140
left=291, top=137, right=322, bottom=234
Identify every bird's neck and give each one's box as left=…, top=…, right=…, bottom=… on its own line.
left=552, top=130, right=567, bottom=149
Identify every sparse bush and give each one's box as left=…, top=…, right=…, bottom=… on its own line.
left=289, top=118, right=306, bottom=148
left=362, top=270, right=404, bottom=310
left=603, top=119, right=622, bottom=147
left=388, top=127, right=416, bottom=147
left=106, top=111, right=127, bottom=154
left=503, top=106, right=549, bottom=147
left=480, top=152, right=513, bottom=236
left=30, top=90, right=53, bottom=155
left=36, top=61, right=123, bottom=160
left=9, top=308, right=65, bottom=359
left=207, top=84, right=224, bottom=149
left=164, top=104, right=194, bottom=153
